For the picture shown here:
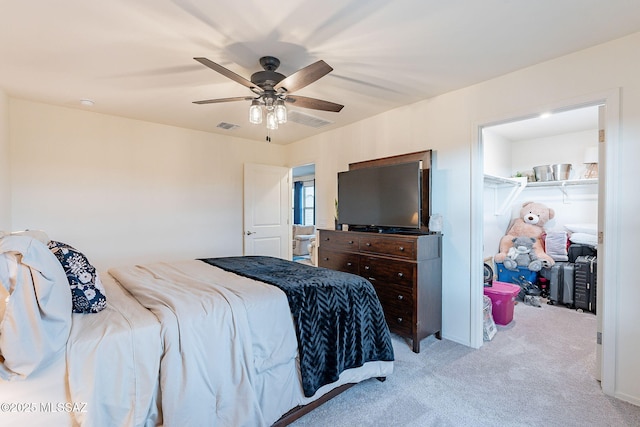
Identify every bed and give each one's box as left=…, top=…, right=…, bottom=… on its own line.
left=0, top=234, right=394, bottom=426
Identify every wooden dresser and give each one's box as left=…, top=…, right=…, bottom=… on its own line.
left=318, top=229, right=442, bottom=353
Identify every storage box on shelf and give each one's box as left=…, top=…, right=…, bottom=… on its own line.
left=317, top=229, right=442, bottom=353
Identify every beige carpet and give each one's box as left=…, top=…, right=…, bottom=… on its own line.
left=290, top=301, right=640, bottom=426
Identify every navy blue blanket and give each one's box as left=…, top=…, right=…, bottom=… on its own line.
left=200, top=256, right=394, bottom=397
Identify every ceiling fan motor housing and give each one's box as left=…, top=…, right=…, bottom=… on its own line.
left=251, top=56, right=286, bottom=90
left=251, top=70, right=286, bottom=90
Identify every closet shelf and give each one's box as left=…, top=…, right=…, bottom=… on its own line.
left=526, top=178, right=598, bottom=188
left=484, top=175, right=598, bottom=210
left=526, top=177, right=598, bottom=203
left=483, top=174, right=527, bottom=215
left=483, top=174, right=525, bottom=187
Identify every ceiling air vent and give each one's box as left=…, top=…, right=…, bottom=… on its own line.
left=288, top=111, right=333, bottom=128
left=216, top=122, right=240, bottom=130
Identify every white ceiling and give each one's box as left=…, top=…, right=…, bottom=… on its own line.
left=1, top=1, right=639, bottom=144
left=485, top=105, right=600, bottom=142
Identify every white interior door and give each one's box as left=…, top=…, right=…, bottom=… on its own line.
left=243, top=163, right=291, bottom=258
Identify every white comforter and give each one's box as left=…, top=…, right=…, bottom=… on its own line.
left=109, top=259, right=393, bottom=427
left=110, top=260, right=299, bottom=427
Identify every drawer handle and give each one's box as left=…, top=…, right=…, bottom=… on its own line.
left=364, top=265, right=370, bottom=270
left=399, top=246, right=405, bottom=251
left=397, top=272, right=404, bottom=278
left=396, top=317, right=403, bottom=323
left=348, top=240, right=354, bottom=244
left=346, top=262, right=352, bottom=266
left=397, top=294, right=404, bottom=300
left=323, top=257, right=329, bottom=261
left=365, top=242, right=371, bottom=246
left=368, top=277, right=376, bottom=281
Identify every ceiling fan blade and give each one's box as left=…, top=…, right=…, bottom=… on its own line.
left=274, top=60, right=333, bottom=93
left=194, top=57, right=260, bottom=91
left=285, top=95, right=344, bottom=112
left=193, top=96, right=253, bottom=105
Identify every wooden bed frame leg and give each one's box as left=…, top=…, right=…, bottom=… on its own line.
left=272, top=383, right=355, bottom=426
left=272, top=375, right=389, bottom=426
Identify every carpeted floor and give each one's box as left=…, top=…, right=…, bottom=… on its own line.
left=290, top=301, right=640, bottom=427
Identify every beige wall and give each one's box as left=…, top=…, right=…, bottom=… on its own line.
left=9, top=99, right=286, bottom=270
left=0, top=90, right=10, bottom=230
left=287, top=32, right=640, bottom=404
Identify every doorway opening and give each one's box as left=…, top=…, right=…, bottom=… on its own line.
left=482, top=105, right=600, bottom=268
left=292, top=164, right=316, bottom=265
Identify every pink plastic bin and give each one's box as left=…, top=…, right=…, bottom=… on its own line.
left=483, top=281, right=520, bottom=325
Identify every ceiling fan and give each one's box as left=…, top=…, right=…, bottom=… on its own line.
left=192, top=56, right=344, bottom=128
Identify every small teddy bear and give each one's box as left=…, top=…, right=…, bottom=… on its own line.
left=503, top=236, right=543, bottom=272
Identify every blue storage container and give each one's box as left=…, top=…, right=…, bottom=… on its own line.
left=495, top=263, right=538, bottom=284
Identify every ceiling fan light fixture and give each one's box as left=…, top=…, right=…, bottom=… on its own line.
left=266, top=111, right=278, bottom=130
left=264, top=96, right=274, bottom=111
left=249, top=100, right=262, bottom=124
left=275, top=99, right=287, bottom=124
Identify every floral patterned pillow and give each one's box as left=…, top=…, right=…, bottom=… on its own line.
left=48, top=241, right=107, bottom=314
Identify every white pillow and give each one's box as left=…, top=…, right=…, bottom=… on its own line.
left=564, top=223, right=597, bottom=235
left=0, top=235, right=71, bottom=380
left=569, top=232, right=598, bottom=247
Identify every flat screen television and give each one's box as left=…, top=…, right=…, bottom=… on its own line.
left=337, top=161, right=421, bottom=231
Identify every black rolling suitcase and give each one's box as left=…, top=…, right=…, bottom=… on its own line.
left=562, top=263, right=575, bottom=307
left=568, top=244, right=597, bottom=263
left=540, top=263, right=562, bottom=304
left=541, top=262, right=575, bottom=307
left=574, top=256, right=597, bottom=314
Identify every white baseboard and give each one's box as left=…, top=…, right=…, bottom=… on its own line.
left=614, top=391, right=640, bottom=408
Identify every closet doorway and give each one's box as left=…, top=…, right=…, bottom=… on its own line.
left=482, top=105, right=600, bottom=272
left=472, top=91, right=620, bottom=397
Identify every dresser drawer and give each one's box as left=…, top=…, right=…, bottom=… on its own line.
left=318, top=230, right=359, bottom=251
left=386, top=313, right=413, bottom=336
left=358, top=235, right=417, bottom=259
left=373, top=283, right=414, bottom=335
left=318, top=247, right=359, bottom=274
left=360, top=256, right=415, bottom=288
left=372, top=282, right=414, bottom=313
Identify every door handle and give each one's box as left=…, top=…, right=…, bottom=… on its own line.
left=246, top=231, right=256, bottom=235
